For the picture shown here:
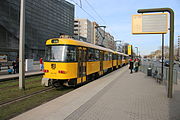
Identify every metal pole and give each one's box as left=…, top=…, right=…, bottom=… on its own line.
left=19, top=0, right=25, bottom=90
left=168, top=9, right=174, bottom=98
left=137, top=47, right=138, bottom=58
left=178, top=36, right=180, bottom=61
left=102, top=27, right=106, bottom=46
left=138, top=8, right=174, bottom=98
left=135, top=47, right=138, bottom=58
left=162, top=34, right=164, bottom=81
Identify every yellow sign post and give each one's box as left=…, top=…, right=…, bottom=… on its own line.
left=132, top=13, right=168, bottom=34
left=128, top=45, right=132, bottom=55
left=133, top=8, right=174, bottom=98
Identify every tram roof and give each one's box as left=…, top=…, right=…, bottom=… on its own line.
left=46, top=38, right=115, bottom=53
left=115, top=51, right=129, bottom=56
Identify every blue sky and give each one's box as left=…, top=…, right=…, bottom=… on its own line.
left=67, top=0, right=180, bottom=55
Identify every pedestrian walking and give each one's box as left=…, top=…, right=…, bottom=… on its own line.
left=12, top=60, right=16, bottom=74
left=134, top=59, right=139, bottom=72
left=129, top=59, right=134, bottom=74
left=40, top=58, right=44, bottom=71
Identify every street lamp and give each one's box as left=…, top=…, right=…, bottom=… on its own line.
left=178, top=36, right=180, bottom=61
left=19, top=0, right=25, bottom=90
left=139, top=51, right=141, bottom=58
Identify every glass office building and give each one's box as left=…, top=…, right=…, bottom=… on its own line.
left=0, top=0, right=74, bottom=60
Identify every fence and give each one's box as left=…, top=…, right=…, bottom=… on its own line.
left=139, top=63, right=179, bottom=84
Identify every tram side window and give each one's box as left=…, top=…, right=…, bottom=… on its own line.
left=118, top=55, right=122, bottom=60
left=94, top=50, right=100, bottom=61
left=113, top=54, right=117, bottom=60
left=104, top=52, right=109, bottom=61
left=124, top=56, right=127, bottom=60
left=66, top=47, right=77, bottom=62
left=88, top=48, right=95, bottom=61
left=109, top=53, right=112, bottom=60
left=118, top=55, right=120, bottom=60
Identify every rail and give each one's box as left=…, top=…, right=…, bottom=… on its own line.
left=0, top=87, right=54, bottom=108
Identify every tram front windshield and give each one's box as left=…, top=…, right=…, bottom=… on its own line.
left=45, top=45, right=77, bottom=62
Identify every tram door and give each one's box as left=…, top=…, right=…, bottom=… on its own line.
left=100, top=51, right=103, bottom=75
left=116, top=54, right=118, bottom=68
left=77, top=47, right=87, bottom=84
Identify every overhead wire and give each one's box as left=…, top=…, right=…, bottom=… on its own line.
left=84, top=0, right=106, bottom=24
left=69, top=0, right=120, bottom=39
left=69, top=0, right=98, bottom=22
left=83, top=0, right=120, bottom=39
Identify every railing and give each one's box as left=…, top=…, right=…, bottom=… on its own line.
left=139, top=64, right=179, bottom=84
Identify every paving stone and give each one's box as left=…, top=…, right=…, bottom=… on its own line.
left=65, top=70, right=180, bottom=120
left=12, top=67, right=180, bottom=120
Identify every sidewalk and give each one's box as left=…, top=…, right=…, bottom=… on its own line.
left=12, top=66, right=180, bottom=120
left=0, top=64, right=40, bottom=75
left=0, top=64, right=43, bottom=81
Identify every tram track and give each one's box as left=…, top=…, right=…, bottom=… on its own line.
left=0, top=80, right=41, bottom=90
left=0, top=87, right=54, bottom=108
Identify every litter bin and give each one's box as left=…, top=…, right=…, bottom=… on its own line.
left=147, top=68, right=152, bottom=76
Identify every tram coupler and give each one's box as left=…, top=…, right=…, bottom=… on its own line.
left=41, top=78, right=50, bottom=87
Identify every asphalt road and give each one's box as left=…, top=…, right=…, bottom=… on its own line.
left=142, top=59, right=180, bottom=72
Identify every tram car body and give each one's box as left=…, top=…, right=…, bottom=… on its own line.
left=42, top=37, right=128, bottom=87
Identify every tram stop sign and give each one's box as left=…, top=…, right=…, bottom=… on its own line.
left=132, top=13, right=168, bottom=34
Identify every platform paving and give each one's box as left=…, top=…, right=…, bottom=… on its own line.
left=12, top=66, right=180, bottom=120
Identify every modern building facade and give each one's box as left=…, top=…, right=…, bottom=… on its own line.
left=104, top=32, right=116, bottom=50
left=74, top=19, right=93, bottom=43
left=74, top=20, right=116, bottom=50
left=0, top=0, right=74, bottom=61
left=92, top=22, right=116, bottom=50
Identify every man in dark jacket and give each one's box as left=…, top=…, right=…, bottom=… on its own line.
left=12, top=61, right=16, bottom=74
left=129, top=59, right=134, bottom=74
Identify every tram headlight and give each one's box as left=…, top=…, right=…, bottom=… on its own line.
left=51, top=39, right=59, bottom=43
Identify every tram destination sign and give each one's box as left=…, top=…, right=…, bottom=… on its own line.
left=132, top=13, right=168, bottom=34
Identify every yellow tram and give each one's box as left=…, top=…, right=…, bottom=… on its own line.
left=42, top=36, right=128, bottom=87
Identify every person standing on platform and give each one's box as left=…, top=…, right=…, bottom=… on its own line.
left=40, top=58, right=44, bottom=71
left=134, top=59, right=139, bottom=72
left=8, top=66, right=13, bottom=74
left=12, top=60, right=16, bottom=74
left=129, top=58, right=134, bottom=74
